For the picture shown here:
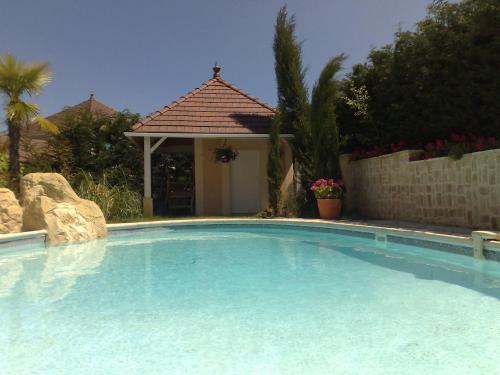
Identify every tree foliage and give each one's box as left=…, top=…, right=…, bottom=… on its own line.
left=267, top=115, right=282, bottom=214
left=339, top=0, right=500, bottom=151
left=273, top=6, right=345, bottom=212
left=273, top=6, right=312, bottom=191
left=49, top=109, right=143, bottom=190
left=311, top=55, right=346, bottom=179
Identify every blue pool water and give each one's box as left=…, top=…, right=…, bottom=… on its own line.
left=1, top=224, right=499, bottom=375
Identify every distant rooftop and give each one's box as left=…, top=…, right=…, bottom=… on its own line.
left=0, top=94, right=116, bottom=158
left=45, top=94, right=116, bottom=126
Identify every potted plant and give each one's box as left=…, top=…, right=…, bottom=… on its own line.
left=310, top=179, right=344, bottom=220
left=214, top=143, right=239, bottom=163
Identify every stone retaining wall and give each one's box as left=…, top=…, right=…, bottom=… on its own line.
left=340, top=149, right=500, bottom=230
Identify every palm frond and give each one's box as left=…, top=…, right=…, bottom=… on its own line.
left=34, top=116, right=59, bottom=134
left=23, top=63, right=52, bottom=96
left=0, top=53, right=52, bottom=98
left=310, top=54, right=346, bottom=179
left=6, top=101, right=39, bottom=122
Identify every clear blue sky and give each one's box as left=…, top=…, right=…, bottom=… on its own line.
left=1, top=0, right=434, bottom=131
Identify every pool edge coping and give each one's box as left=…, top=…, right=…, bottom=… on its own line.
left=107, top=218, right=471, bottom=244
left=1, top=219, right=498, bottom=256
left=106, top=218, right=500, bottom=256
left=0, top=230, right=48, bottom=247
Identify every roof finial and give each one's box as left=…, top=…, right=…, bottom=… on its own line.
left=213, top=62, right=221, bottom=78
left=90, top=93, right=94, bottom=100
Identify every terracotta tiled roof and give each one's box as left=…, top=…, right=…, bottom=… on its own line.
left=42, top=94, right=116, bottom=135
left=132, top=66, right=276, bottom=134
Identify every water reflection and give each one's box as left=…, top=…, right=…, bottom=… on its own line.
left=26, top=240, right=107, bottom=303
left=0, top=240, right=107, bottom=303
left=333, top=245, right=500, bottom=299
left=0, top=259, right=24, bottom=298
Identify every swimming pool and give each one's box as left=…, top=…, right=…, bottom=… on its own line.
left=1, top=223, right=499, bottom=374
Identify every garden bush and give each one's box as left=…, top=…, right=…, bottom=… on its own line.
left=339, top=0, right=500, bottom=153
left=50, top=109, right=143, bottom=192
left=0, top=152, right=8, bottom=188
left=73, top=169, right=142, bottom=222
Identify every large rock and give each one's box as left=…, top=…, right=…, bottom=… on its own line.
left=21, top=173, right=107, bottom=243
left=0, top=188, right=23, bottom=234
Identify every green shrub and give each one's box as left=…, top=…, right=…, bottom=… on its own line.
left=339, top=0, right=500, bottom=151
left=73, top=170, right=142, bottom=222
left=23, top=150, right=55, bottom=174
left=0, top=152, right=8, bottom=188
left=267, top=116, right=282, bottom=214
left=50, top=110, right=143, bottom=191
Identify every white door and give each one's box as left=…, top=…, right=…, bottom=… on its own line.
left=230, top=150, right=260, bottom=213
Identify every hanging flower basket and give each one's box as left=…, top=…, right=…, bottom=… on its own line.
left=214, top=143, right=239, bottom=163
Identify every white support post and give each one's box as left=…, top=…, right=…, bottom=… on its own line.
left=143, top=137, right=153, bottom=216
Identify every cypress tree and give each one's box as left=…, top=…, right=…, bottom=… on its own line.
left=273, top=6, right=314, bottom=211
left=267, top=115, right=282, bottom=214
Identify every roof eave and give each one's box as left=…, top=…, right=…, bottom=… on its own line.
left=124, top=132, right=293, bottom=139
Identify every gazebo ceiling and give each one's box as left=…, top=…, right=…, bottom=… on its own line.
left=131, top=65, right=277, bottom=135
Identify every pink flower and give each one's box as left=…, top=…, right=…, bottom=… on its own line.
left=426, top=142, right=435, bottom=150
left=450, top=133, right=466, bottom=143
left=352, top=147, right=362, bottom=156
left=487, top=136, right=496, bottom=145
left=423, top=151, right=433, bottom=159
left=435, top=139, right=445, bottom=151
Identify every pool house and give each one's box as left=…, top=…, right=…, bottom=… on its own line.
left=125, top=65, right=294, bottom=216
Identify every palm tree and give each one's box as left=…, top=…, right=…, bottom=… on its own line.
left=0, top=53, right=57, bottom=191
left=310, top=54, right=346, bottom=179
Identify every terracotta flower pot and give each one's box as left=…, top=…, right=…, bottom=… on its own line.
left=316, top=198, right=342, bottom=220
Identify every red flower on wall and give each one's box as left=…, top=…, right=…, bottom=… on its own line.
left=352, top=133, right=498, bottom=162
